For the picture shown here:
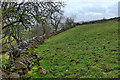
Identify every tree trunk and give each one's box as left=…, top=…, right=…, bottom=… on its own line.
left=42, top=23, right=46, bottom=35
left=54, top=25, right=58, bottom=31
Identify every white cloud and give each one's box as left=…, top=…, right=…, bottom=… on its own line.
left=63, top=0, right=119, bottom=2
left=63, top=1, right=118, bottom=22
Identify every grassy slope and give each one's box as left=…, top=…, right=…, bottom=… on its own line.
left=30, top=21, right=119, bottom=78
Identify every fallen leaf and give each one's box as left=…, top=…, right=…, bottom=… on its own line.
left=37, top=67, right=47, bottom=74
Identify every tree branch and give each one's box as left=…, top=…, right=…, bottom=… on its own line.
left=2, top=20, right=21, bottom=30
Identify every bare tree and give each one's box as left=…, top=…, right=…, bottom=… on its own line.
left=51, top=12, right=63, bottom=31
left=34, top=1, right=65, bottom=34
left=65, top=17, right=75, bottom=28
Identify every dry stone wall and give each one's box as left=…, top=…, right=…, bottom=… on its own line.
left=10, top=24, right=76, bottom=55
left=1, top=24, right=76, bottom=79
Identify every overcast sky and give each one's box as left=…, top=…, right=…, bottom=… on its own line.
left=62, top=0, right=119, bottom=22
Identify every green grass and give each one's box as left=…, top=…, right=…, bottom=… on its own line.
left=30, top=21, right=119, bottom=78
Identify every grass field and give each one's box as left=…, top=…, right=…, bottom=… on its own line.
left=25, top=21, right=119, bottom=78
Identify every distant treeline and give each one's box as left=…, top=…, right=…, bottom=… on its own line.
left=75, top=17, right=120, bottom=25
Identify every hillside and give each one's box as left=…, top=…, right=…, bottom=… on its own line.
left=25, top=20, right=119, bottom=78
